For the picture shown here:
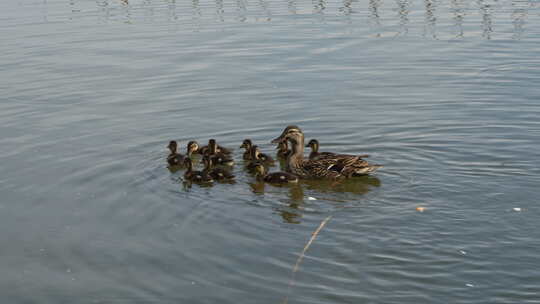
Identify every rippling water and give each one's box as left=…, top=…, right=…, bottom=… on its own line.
left=1, top=0, right=540, bottom=303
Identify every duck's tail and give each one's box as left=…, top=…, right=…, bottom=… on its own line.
left=353, top=164, right=382, bottom=176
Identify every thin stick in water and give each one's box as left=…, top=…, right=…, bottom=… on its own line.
left=282, top=215, right=333, bottom=304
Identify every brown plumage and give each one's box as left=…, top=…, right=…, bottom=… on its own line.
left=202, top=156, right=235, bottom=181
left=198, top=139, right=232, bottom=155
left=167, top=141, right=185, bottom=166
left=239, top=139, right=253, bottom=160
left=271, top=126, right=382, bottom=179
left=305, top=139, right=369, bottom=161
left=183, top=158, right=213, bottom=183
left=204, top=139, right=234, bottom=166
left=276, top=140, right=291, bottom=159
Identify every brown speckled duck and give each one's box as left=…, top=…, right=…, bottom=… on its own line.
left=305, top=139, right=369, bottom=161
left=271, top=126, right=382, bottom=179
left=253, top=163, right=298, bottom=184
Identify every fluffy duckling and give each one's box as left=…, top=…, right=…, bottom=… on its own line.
left=203, top=156, right=235, bottom=181
left=239, top=139, right=253, bottom=160
left=305, top=139, right=369, bottom=161
left=254, top=163, right=298, bottom=184
left=186, top=141, right=199, bottom=157
left=183, top=158, right=213, bottom=183
left=206, top=139, right=234, bottom=166
left=198, top=139, right=232, bottom=155
left=167, top=141, right=185, bottom=166
left=276, top=140, right=291, bottom=159
left=253, top=145, right=274, bottom=165
left=245, top=145, right=265, bottom=172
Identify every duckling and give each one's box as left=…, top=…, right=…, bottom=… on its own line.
left=202, top=156, right=235, bottom=181
left=239, top=139, right=253, bottom=160
left=198, top=139, right=232, bottom=155
left=205, top=139, right=234, bottom=166
left=272, top=126, right=382, bottom=179
left=254, top=163, right=298, bottom=184
left=245, top=145, right=265, bottom=172
left=306, top=139, right=369, bottom=161
left=276, top=140, right=291, bottom=159
left=167, top=141, right=185, bottom=166
left=253, top=145, right=274, bottom=165
left=183, top=158, right=213, bottom=183
left=186, top=141, right=199, bottom=158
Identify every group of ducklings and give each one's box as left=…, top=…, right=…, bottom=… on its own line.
left=167, top=125, right=382, bottom=185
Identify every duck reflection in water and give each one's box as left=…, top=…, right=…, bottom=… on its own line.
left=249, top=175, right=381, bottom=223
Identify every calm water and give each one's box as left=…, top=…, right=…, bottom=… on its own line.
left=2, top=0, right=540, bottom=303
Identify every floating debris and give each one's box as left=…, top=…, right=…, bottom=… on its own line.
left=416, top=206, right=425, bottom=212
left=459, top=250, right=467, bottom=255
left=512, top=207, right=522, bottom=212
left=307, top=196, right=317, bottom=201
left=466, top=283, right=475, bottom=287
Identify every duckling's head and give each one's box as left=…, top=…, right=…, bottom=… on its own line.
left=168, top=140, right=178, bottom=152
left=240, top=139, right=252, bottom=150
left=254, top=163, right=266, bottom=176
left=187, top=141, right=199, bottom=153
left=306, top=139, right=319, bottom=150
left=272, top=125, right=303, bottom=145
left=276, top=140, right=288, bottom=151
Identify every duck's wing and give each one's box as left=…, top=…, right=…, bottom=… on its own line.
left=302, top=158, right=344, bottom=179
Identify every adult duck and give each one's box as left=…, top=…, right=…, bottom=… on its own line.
left=271, top=126, right=382, bottom=179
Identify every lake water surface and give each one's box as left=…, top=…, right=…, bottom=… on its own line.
left=1, top=0, right=540, bottom=303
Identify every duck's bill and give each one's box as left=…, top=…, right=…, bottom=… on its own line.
left=271, top=136, right=283, bottom=144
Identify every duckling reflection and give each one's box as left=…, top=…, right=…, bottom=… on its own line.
left=248, top=179, right=304, bottom=224
left=248, top=173, right=381, bottom=223
left=300, top=175, right=381, bottom=195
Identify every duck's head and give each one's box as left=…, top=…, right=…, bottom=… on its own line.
left=187, top=141, right=199, bottom=154
left=254, top=163, right=266, bottom=176
left=305, top=139, right=319, bottom=151
left=272, top=125, right=303, bottom=145
left=240, top=139, right=252, bottom=150
left=168, top=140, right=178, bottom=152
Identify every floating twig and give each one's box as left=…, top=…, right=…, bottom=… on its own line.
left=282, top=215, right=333, bottom=304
